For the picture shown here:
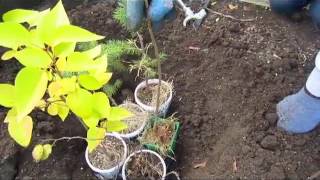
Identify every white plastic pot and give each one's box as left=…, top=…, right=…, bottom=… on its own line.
left=118, top=103, right=148, bottom=139
left=121, top=149, right=167, bottom=180
left=134, top=79, right=173, bottom=116
left=85, top=133, right=128, bottom=179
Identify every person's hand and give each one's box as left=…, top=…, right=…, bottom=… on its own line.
left=310, top=0, right=320, bottom=29
left=269, top=0, right=310, bottom=15
left=126, top=0, right=174, bottom=31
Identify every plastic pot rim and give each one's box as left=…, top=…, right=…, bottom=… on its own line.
left=117, top=102, right=148, bottom=139
left=134, top=79, right=173, bottom=116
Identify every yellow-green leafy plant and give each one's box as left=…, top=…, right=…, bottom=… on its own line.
left=0, top=1, right=132, bottom=161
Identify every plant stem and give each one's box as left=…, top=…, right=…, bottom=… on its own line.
left=144, top=0, right=162, bottom=114
left=137, top=32, right=150, bottom=88
left=40, top=136, right=105, bottom=146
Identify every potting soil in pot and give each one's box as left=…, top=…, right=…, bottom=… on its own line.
left=88, top=136, right=124, bottom=170
left=125, top=152, right=163, bottom=179
left=138, top=83, right=171, bottom=107
left=120, top=102, right=149, bottom=134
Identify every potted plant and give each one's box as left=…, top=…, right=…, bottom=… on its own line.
left=118, top=101, right=149, bottom=139
left=121, top=149, right=167, bottom=180
left=134, top=79, right=173, bottom=116
left=0, top=2, right=134, bottom=178
left=114, top=0, right=173, bottom=116
left=139, top=116, right=181, bottom=157
left=85, top=133, right=127, bottom=179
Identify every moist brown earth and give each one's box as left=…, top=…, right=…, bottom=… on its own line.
left=0, top=0, right=320, bottom=179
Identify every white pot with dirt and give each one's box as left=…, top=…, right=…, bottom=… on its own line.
left=121, top=149, right=167, bottom=180
left=85, top=133, right=128, bottom=179
left=134, top=79, right=173, bottom=116
left=118, top=102, right=149, bottom=139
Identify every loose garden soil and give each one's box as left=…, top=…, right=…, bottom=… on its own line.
left=1, top=0, right=320, bottom=179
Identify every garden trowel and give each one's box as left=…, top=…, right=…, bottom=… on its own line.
left=175, top=0, right=207, bottom=27
left=193, top=0, right=210, bottom=29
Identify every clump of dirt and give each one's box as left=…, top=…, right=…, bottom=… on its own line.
left=125, top=151, right=163, bottom=180
left=119, top=102, right=149, bottom=135
left=137, top=83, right=171, bottom=107
left=88, top=136, right=124, bottom=170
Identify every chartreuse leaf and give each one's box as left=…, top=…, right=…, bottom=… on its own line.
left=1, top=50, right=16, bottom=60
left=83, top=113, right=100, bottom=128
left=36, top=99, right=46, bottom=111
left=32, top=144, right=43, bottom=162
left=0, top=84, right=15, bottom=107
left=83, top=45, right=102, bottom=59
left=0, top=22, right=30, bottom=49
left=87, top=127, right=106, bottom=152
left=56, top=57, right=66, bottom=71
left=15, top=68, right=48, bottom=121
left=36, top=0, right=69, bottom=44
left=8, top=115, right=33, bottom=147
left=54, top=42, right=75, bottom=57
left=66, top=88, right=93, bottom=118
left=4, top=108, right=17, bottom=123
left=57, top=103, right=69, bottom=121
left=107, top=107, right=133, bottom=121
left=41, top=144, right=52, bottom=160
left=63, top=52, right=91, bottom=72
left=28, top=9, right=50, bottom=27
left=90, top=55, right=108, bottom=73
left=50, top=25, right=104, bottom=46
left=92, top=92, right=111, bottom=118
left=48, top=77, right=76, bottom=97
left=47, top=101, right=69, bottom=121
left=32, top=144, right=52, bottom=162
left=29, top=29, right=45, bottom=48
left=14, top=47, right=52, bottom=68
left=78, top=72, right=112, bottom=90
left=106, top=121, right=127, bottom=132
left=47, top=103, right=58, bottom=116
left=3, top=9, right=39, bottom=24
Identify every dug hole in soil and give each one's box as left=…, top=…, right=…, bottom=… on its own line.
left=1, top=0, right=320, bottom=179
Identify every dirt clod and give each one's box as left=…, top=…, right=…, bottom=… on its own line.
left=264, top=113, right=278, bottom=126
left=260, top=135, right=279, bottom=150
left=266, top=165, right=286, bottom=180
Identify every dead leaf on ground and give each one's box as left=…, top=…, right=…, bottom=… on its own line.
left=228, top=4, right=239, bottom=10
left=233, top=158, right=238, bottom=172
left=193, top=160, right=207, bottom=169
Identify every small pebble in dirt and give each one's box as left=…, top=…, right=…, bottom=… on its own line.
left=264, top=113, right=278, bottom=126
left=229, top=22, right=241, bottom=33
left=241, top=145, right=251, bottom=155
left=293, top=138, right=307, bottom=146
left=260, top=135, right=279, bottom=151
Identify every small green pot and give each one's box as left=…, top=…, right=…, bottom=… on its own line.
left=142, top=116, right=181, bottom=157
